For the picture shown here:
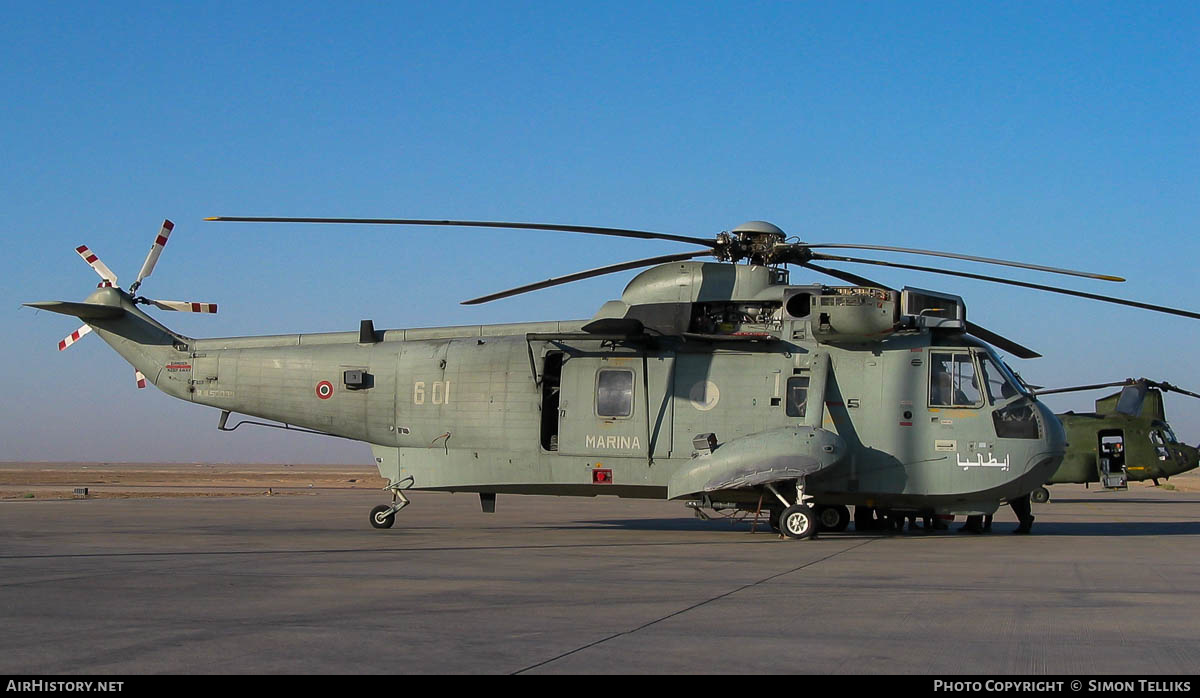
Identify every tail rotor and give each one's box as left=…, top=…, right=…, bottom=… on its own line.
left=35, top=220, right=218, bottom=379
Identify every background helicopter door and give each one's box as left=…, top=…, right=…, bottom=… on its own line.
left=557, top=353, right=674, bottom=459
left=1098, top=430, right=1128, bottom=490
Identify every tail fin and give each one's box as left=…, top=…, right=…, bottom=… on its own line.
left=27, top=289, right=192, bottom=399
left=23, top=301, right=125, bottom=321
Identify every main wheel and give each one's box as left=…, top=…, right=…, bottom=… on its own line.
left=817, top=504, right=851, bottom=532
left=768, top=507, right=783, bottom=533
left=780, top=504, right=817, bottom=540
left=1031, top=487, right=1050, bottom=504
left=370, top=504, right=396, bottom=529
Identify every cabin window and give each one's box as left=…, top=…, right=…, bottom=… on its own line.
left=786, top=376, right=809, bottom=418
left=929, top=352, right=982, bottom=408
left=596, top=369, right=634, bottom=418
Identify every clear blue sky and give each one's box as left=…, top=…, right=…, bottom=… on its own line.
left=3, top=2, right=1198, bottom=463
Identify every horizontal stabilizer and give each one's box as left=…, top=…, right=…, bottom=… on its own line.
left=23, top=301, right=125, bottom=320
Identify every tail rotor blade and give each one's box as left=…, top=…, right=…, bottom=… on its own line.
left=148, top=300, right=218, bottom=314
left=131, top=219, right=174, bottom=293
left=57, top=325, right=92, bottom=351
left=75, top=245, right=118, bottom=286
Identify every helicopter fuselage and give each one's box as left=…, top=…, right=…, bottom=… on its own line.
left=1049, top=412, right=1198, bottom=486
left=78, top=261, right=1066, bottom=519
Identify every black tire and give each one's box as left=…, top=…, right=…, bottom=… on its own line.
left=768, top=507, right=783, bottom=533
left=817, top=504, right=851, bottom=532
left=370, top=504, right=396, bottom=529
left=1031, top=487, right=1050, bottom=504
left=780, top=504, right=817, bottom=540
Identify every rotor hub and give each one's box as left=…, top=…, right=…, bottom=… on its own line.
left=717, top=221, right=788, bottom=264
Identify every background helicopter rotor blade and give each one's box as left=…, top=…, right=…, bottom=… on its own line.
left=1033, top=380, right=1140, bottom=396
left=462, top=250, right=713, bottom=305
left=803, top=243, right=1123, bottom=282
left=808, top=253, right=1200, bottom=321
left=1138, top=380, right=1200, bottom=401
left=205, top=217, right=718, bottom=248
left=1032, top=378, right=1200, bottom=401
left=130, top=219, right=174, bottom=294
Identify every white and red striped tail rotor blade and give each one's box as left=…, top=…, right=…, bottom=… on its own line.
left=134, top=370, right=147, bottom=389
left=149, top=300, right=218, bottom=314
left=75, top=245, right=118, bottom=285
left=58, top=324, right=93, bottom=351
left=132, top=219, right=174, bottom=290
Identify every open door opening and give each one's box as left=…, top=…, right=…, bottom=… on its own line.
left=541, top=352, right=564, bottom=451
left=1098, top=429, right=1128, bottom=490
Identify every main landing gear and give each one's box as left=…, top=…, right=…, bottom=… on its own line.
left=765, top=481, right=819, bottom=540
left=370, top=478, right=413, bottom=529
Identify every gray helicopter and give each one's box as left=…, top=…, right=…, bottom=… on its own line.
left=29, top=218, right=1200, bottom=539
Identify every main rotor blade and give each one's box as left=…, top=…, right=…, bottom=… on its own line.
left=963, top=321, right=1041, bottom=359
left=461, top=250, right=712, bottom=305
left=799, top=261, right=894, bottom=290
left=800, top=262, right=1041, bottom=358
left=205, top=217, right=717, bottom=248
left=131, top=219, right=174, bottom=292
left=809, top=253, right=1200, bottom=321
left=805, top=243, right=1124, bottom=282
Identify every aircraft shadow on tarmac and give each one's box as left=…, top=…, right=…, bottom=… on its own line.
left=575, top=518, right=1200, bottom=537
left=1045, top=496, right=1200, bottom=505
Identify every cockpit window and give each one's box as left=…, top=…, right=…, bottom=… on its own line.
left=976, top=352, right=1022, bottom=404
left=1150, top=430, right=1170, bottom=459
left=930, top=352, right=983, bottom=407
